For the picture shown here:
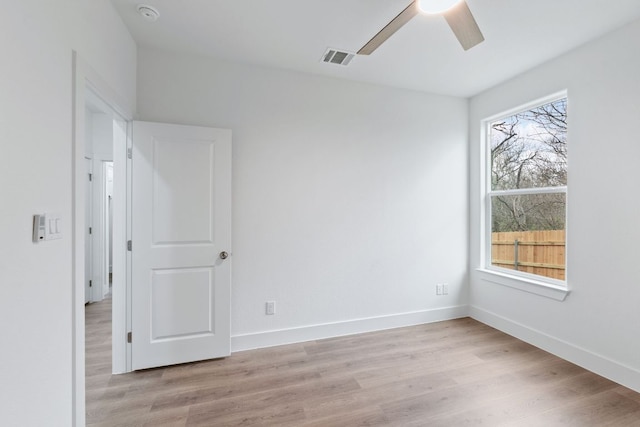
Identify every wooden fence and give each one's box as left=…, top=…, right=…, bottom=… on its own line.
left=491, top=230, right=565, bottom=280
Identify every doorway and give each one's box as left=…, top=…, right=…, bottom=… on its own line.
left=81, top=85, right=130, bottom=371
left=72, top=54, right=232, bottom=426
left=72, top=51, right=133, bottom=426
left=80, top=87, right=130, bottom=422
left=85, top=91, right=115, bottom=304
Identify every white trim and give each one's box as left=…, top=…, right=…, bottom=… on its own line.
left=111, top=116, right=130, bottom=374
left=71, top=51, right=85, bottom=427
left=476, top=268, right=569, bottom=301
left=83, top=73, right=132, bottom=121
left=231, top=305, right=469, bottom=352
left=481, top=90, right=568, bottom=124
left=490, top=186, right=566, bottom=197
left=470, top=305, right=640, bottom=393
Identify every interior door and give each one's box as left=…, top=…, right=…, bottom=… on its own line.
left=131, top=121, right=232, bottom=370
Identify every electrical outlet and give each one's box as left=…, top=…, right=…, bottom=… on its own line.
left=443, top=283, right=449, bottom=295
left=266, top=301, right=276, bottom=315
left=436, top=284, right=443, bottom=295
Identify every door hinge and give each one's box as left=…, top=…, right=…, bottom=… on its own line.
left=127, top=148, right=132, bottom=159
left=127, top=332, right=132, bottom=343
left=127, top=240, right=132, bottom=251
left=88, top=173, right=92, bottom=182
left=89, top=280, right=92, bottom=288
left=89, top=227, right=92, bottom=234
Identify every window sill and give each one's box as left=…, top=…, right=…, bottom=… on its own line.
left=475, top=268, right=570, bottom=301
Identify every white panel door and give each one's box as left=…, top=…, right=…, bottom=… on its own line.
left=131, top=121, right=231, bottom=370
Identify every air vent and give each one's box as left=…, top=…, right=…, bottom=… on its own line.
left=321, top=48, right=355, bottom=66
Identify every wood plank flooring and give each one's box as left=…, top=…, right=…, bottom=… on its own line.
left=86, top=297, right=640, bottom=426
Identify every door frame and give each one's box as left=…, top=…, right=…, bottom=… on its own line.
left=85, top=158, right=93, bottom=304
left=104, top=161, right=114, bottom=299
left=72, top=51, right=133, bottom=426
left=86, top=157, right=107, bottom=304
left=84, top=99, right=117, bottom=305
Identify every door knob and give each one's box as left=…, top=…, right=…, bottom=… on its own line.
left=219, top=251, right=229, bottom=260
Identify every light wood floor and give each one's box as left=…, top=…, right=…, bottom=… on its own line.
left=86, top=298, right=640, bottom=426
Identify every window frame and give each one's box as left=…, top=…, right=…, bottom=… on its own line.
left=479, top=91, right=569, bottom=300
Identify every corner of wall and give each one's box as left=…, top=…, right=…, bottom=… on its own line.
left=470, top=306, right=640, bottom=393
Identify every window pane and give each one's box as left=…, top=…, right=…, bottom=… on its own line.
left=491, top=193, right=565, bottom=280
left=491, top=193, right=565, bottom=232
left=490, top=98, right=567, bottom=191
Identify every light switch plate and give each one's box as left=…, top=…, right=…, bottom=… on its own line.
left=34, top=213, right=62, bottom=242
left=45, top=213, right=62, bottom=240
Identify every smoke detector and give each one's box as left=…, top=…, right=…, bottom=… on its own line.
left=137, top=4, right=160, bottom=22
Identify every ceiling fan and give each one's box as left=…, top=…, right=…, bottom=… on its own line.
left=358, top=0, right=484, bottom=55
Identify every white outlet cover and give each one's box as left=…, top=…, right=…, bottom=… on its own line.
left=266, top=301, right=275, bottom=315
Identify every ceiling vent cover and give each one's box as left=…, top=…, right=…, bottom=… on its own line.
left=321, top=48, right=355, bottom=66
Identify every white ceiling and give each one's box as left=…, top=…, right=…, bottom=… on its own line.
left=111, top=0, right=640, bottom=98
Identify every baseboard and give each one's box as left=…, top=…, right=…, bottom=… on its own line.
left=231, top=305, right=469, bottom=352
left=470, top=305, right=640, bottom=393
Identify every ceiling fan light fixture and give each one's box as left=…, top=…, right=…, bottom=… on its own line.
left=358, top=0, right=483, bottom=55
left=417, top=0, right=461, bottom=14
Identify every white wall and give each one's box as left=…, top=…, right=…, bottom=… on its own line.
left=469, top=19, right=640, bottom=391
left=137, top=49, right=469, bottom=348
left=0, top=1, right=135, bottom=425
left=87, top=112, right=114, bottom=161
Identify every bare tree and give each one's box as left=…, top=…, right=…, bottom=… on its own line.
left=490, top=99, right=567, bottom=232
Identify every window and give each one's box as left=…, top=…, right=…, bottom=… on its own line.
left=485, top=95, right=567, bottom=284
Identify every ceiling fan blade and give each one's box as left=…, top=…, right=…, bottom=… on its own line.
left=358, top=1, right=419, bottom=55
left=443, top=0, right=484, bottom=51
